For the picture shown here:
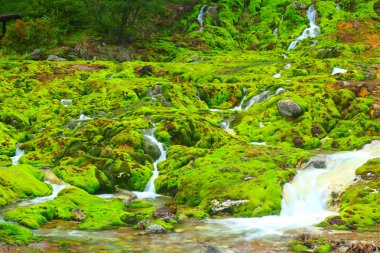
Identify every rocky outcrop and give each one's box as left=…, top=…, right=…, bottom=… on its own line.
left=146, top=224, right=167, bottom=233
left=201, top=243, right=234, bottom=253
left=47, top=55, right=67, bottom=61
left=211, top=199, right=249, bottom=213
left=277, top=100, right=304, bottom=118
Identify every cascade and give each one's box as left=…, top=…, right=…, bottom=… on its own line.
left=273, top=27, right=279, bottom=35
left=197, top=5, right=209, bottom=31
left=11, top=144, right=25, bottom=165
left=231, top=87, right=247, bottom=111
left=206, top=141, right=380, bottom=238
left=331, top=67, right=347, bottom=75
left=288, top=5, right=321, bottom=50
left=60, top=99, right=72, bottom=107
left=272, top=71, right=282, bottom=78
left=243, top=90, right=270, bottom=110
left=135, top=124, right=167, bottom=199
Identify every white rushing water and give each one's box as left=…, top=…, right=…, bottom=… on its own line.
left=272, top=71, right=282, bottom=78
left=206, top=141, right=380, bottom=239
left=134, top=124, right=167, bottom=199
left=288, top=5, right=321, bottom=50
left=273, top=27, right=279, bottom=35
left=17, top=181, right=67, bottom=207
left=60, top=99, right=73, bottom=107
left=11, top=144, right=25, bottom=166
left=243, top=90, right=271, bottom=110
left=197, top=5, right=209, bottom=31
left=331, top=67, right=347, bottom=75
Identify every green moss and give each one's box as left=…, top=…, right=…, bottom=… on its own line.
left=4, top=187, right=129, bottom=230
left=54, top=165, right=104, bottom=194
left=0, top=165, right=52, bottom=206
left=0, top=222, right=39, bottom=245
left=322, top=158, right=380, bottom=230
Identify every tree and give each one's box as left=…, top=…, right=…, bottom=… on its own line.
left=85, top=0, right=166, bottom=43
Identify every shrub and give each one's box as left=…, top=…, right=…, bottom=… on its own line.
left=1, top=19, right=58, bottom=53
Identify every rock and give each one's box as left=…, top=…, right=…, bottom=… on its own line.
left=292, top=137, right=304, bottom=148
left=316, top=47, right=341, bottom=59
left=201, top=243, right=234, bottom=253
left=143, top=136, right=161, bottom=160
left=304, top=159, right=327, bottom=169
left=47, top=55, right=67, bottom=61
left=311, top=124, right=324, bottom=137
left=116, top=191, right=137, bottom=206
left=146, top=224, right=167, bottom=233
left=135, top=65, right=153, bottom=77
left=72, top=208, right=86, bottom=221
left=29, top=49, right=42, bottom=60
left=211, top=199, right=249, bottom=213
left=152, top=207, right=176, bottom=222
left=278, top=100, right=304, bottom=118
left=371, top=102, right=380, bottom=119
left=242, top=176, right=254, bottom=181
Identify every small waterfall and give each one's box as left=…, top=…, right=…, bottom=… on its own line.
left=11, top=144, right=25, bottom=166
left=284, top=64, right=291, bottom=70
left=60, top=99, right=72, bottom=107
left=206, top=141, right=380, bottom=238
left=197, top=5, right=209, bottom=31
left=288, top=5, right=321, bottom=50
left=231, top=87, right=247, bottom=111
left=272, top=71, right=282, bottom=79
left=77, top=114, right=92, bottom=126
left=331, top=67, right=347, bottom=75
left=135, top=124, right=167, bottom=199
left=243, top=90, right=270, bottom=110
left=273, top=27, right=279, bottom=35
left=336, top=4, right=341, bottom=10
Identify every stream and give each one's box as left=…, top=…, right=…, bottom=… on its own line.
left=4, top=141, right=378, bottom=252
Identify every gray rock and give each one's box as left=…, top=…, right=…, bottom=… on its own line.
left=211, top=199, right=249, bottom=213
left=201, top=243, right=234, bottom=253
left=278, top=100, right=303, bottom=118
left=312, top=159, right=326, bottom=169
left=72, top=208, right=86, bottom=221
left=304, top=158, right=326, bottom=169
left=47, top=55, right=67, bottom=61
left=117, top=191, right=137, bottom=206
left=143, top=136, right=161, bottom=160
left=146, top=224, right=167, bottom=233
left=29, top=49, right=42, bottom=60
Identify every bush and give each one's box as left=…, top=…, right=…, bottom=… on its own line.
left=1, top=19, right=58, bottom=53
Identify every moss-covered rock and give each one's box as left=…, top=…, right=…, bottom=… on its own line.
left=4, top=187, right=128, bottom=230
left=53, top=165, right=110, bottom=194
left=322, top=158, right=380, bottom=230
left=0, top=165, right=52, bottom=206
left=0, top=222, right=39, bottom=245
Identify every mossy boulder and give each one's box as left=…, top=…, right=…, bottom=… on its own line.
left=53, top=165, right=111, bottom=194
left=158, top=144, right=309, bottom=217
left=0, top=165, right=52, bottom=206
left=4, top=187, right=128, bottom=230
left=0, top=222, right=39, bottom=245
left=322, top=158, right=380, bottom=230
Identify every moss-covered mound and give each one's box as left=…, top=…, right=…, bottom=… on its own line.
left=0, top=222, right=39, bottom=245
left=0, top=165, right=52, bottom=206
left=323, top=158, right=380, bottom=230
left=156, top=144, right=309, bottom=217
left=4, top=187, right=129, bottom=230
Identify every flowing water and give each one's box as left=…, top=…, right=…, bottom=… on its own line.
left=332, top=66, right=347, bottom=75
left=11, top=144, right=25, bottom=165
left=134, top=124, right=167, bottom=199
left=3, top=141, right=380, bottom=252
left=29, top=141, right=380, bottom=252
left=197, top=5, right=209, bottom=31
left=288, top=5, right=321, bottom=50
left=60, top=99, right=73, bottom=106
